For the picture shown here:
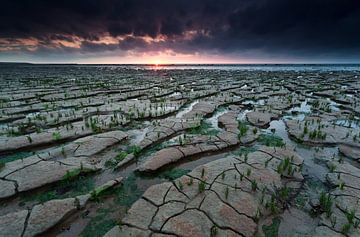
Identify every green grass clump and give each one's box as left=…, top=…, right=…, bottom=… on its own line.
left=62, top=168, right=83, bottom=181
left=0, top=152, right=32, bottom=163
left=22, top=175, right=95, bottom=203
left=158, top=168, right=190, bottom=181
left=238, top=121, right=248, bottom=137
left=113, top=174, right=142, bottom=207
left=52, top=131, right=62, bottom=140
left=262, top=217, right=281, bottom=237
left=80, top=208, right=117, bottom=237
left=198, top=180, right=206, bottom=193
left=105, top=151, right=128, bottom=168
left=127, top=145, right=142, bottom=158
left=319, top=191, right=333, bottom=218
left=188, top=121, right=219, bottom=136
left=258, top=134, right=285, bottom=147
left=232, top=147, right=256, bottom=157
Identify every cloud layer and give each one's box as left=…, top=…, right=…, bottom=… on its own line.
left=1, top=0, right=360, bottom=62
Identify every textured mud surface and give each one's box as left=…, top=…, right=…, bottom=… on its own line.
left=0, top=66, right=360, bottom=237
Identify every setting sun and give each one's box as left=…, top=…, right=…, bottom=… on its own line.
left=152, top=59, right=162, bottom=66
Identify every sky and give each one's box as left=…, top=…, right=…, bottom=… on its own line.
left=0, top=0, right=360, bottom=64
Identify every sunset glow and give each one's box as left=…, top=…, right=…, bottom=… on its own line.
left=0, top=0, right=359, bottom=63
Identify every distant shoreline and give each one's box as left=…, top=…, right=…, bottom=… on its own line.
left=1, top=62, right=360, bottom=66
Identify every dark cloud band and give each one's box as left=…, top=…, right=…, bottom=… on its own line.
left=0, top=0, right=359, bottom=61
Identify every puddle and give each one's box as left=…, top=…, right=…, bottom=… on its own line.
left=205, top=108, right=228, bottom=130
left=169, top=92, right=182, bottom=97
left=266, top=119, right=336, bottom=182
left=237, top=109, right=252, bottom=121
left=243, top=99, right=265, bottom=106
left=175, top=100, right=199, bottom=118
left=326, top=98, right=340, bottom=112
left=334, top=119, right=360, bottom=129
left=129, top=127, right=149, bottom=144
left=288, top=99, right=312, bottom=114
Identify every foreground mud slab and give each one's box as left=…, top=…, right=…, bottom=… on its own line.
left=106, top=146, right=304, bottom=236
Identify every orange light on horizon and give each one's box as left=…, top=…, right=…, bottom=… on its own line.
left=151, top=59, right=162, bottom=66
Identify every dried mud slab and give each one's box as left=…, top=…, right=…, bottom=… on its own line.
left=106, top=146, right=304, bottom=236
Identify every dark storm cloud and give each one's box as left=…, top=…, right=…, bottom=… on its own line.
left=0, top=0, right=360, bottom=60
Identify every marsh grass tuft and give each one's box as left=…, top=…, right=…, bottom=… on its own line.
left=198, top=180, right=206, bottom=193
left=21, top=175, right=95, bottom=203
left=258, top=134, right=285, bottom=147
left=188, top=121, right=219, bottom=136
left=80, top=208, right=117, bottom=237
left=158, top=168, right=190, bottom=181
left=105, top=151, right=128, bottom=168
left=319, top=191, right=333, bottom=218
left=262, top=217, right=281, bottom=237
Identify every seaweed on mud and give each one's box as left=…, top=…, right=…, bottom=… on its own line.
left=126, top=145, right=142, bottom=158
left=238, top=121, right=248, bottom=137
left=232, top=146, right=256, bottom=156
left=112, top=173, right=142, bottom=207
left=157, top=168, right=190, bottom=181
left=0, top=151, right=33, bottom=163
left=340, top=208, right=360, bottom=235
left=105, top=151, right=128, bottom=168
left=258, top=134, right=285, bottom=147
left=80, top=208, right=117, bottom=237
left=52, top=131, right=62, bottom=141
left=294, top=192, right=307, bottom=209
left=319, top=191, right=333, bottom=218
left=21, top=175, right=95, bottom=203
left=188, top=120, right=219, bottom=136
left=198, top=180, right=206, bottom=193
left=262, top=217, right=281, bottom=237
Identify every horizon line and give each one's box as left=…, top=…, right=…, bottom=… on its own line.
left=1, top=62, right=360, bottom=66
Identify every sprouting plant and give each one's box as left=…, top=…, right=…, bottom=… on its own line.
left=251, top=180, right=257, bottom=191
left=201, top=168, right=205, bottom=178
left=240, top=173, right=244, bottom=181
left=90, top=189, right=101, bottom=202
left=265, top=159, right=270, bottom=168
left=127, top=145, right=141, bottom=158
left=27, top=135, right=32, bottom=143
left=61, top=146, right=66, bottom=157
left=187, top=177, right=193, bottom=186
left=330, top=215, right=337, bottom=228
left=279, top=187, right=290, bottom=200
left=329, top=163, right=337, bottom=172
left=221, top=172, right=225, bottom=180
left=210, top=225, right=218, bottom=237
left=52, top=131, right=61, bottom=140
left=178, top=181, right=183, bottom=190
left=246, top=168, right=251, bottom=177
left=345, top=209, right=356, bottom=225
left=198, top=180, right=206, bottom=193
left=341, top=223, right=351, bottom=235
left=238, top=121, right=248, bottom=137
left=339, top=181, right=345, bottom=190
left=266, top=195, right=278, bottom=214
left=178, top=136, right=183, bottom=146
left=303, top=125, right=308, bottom=134
left=319, top=191, right=333, bottom=218
left=225, top=186, right=229, bottom=199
